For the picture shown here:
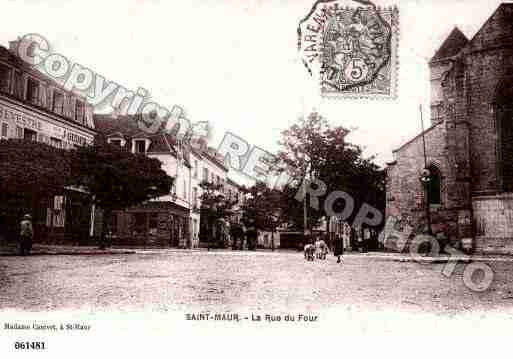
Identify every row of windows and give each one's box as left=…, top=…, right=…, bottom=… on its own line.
left=202, top=166, right=223, bottom=186
left=109, top=138, right=228, bottom=193
left=0, top=62, right=88, bottom=126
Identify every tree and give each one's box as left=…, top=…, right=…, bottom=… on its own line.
left=199, top=181, right=236, bottom=248
left=242, top=181, right=285, bottom=250
left=0, top=139, right=73, bottom=240
left=69, top=140, right=173, bottom=248
left=0, top=139, right=173, bottom=247
left=275, top=112, right=385, bottom=234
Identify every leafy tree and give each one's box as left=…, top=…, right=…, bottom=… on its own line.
left=69, top=140, right=173, bottom=248
left=274, top=112, right=385, bottom=232
left=0, top=139, right=73, bottom=239
left=199, top=181, right=236, bottom=248
left=0, top=139, right=173, bottom=247
left=242, top=181, right=285, bottom=249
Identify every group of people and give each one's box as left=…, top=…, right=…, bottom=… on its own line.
left=304, top=234, right=345, bottom=264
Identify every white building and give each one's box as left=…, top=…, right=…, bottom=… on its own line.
left=195, top=145, right=229, bottom=247
left=189, top=147, right=203, bottom=248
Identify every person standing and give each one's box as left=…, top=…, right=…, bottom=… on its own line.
left=19, top=214, right=33, bottom=256
left=334, top=233, right=344, bottom=263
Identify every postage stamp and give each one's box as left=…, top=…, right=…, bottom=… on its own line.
left=298, top=0, right=399, bottom=100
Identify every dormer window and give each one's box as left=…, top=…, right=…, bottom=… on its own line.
left=107, top=133, right=126, bottom=148
left=135, top=140, right=146, bottom=153
left=108, top=138, right=125, bottom=148
left=131, top=138, right=151, bottom=154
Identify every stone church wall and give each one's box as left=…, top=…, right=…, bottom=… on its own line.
left=473, top=194, right=513, bottom=254
left=386, top=121, right=462, bottom=242
left=462, top=4, right=513, bottom=195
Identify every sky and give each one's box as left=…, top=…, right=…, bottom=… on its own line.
left=1, top=0, right=509, bottom=177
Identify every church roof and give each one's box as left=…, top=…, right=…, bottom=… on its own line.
left=467, top=3, right=513, bottom=52
left=430, top=27, right=469, bottom=63
left=392, top=120, right=444, bottom=154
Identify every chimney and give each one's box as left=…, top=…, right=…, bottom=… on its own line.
left=8, top=38, right=20, bottom=54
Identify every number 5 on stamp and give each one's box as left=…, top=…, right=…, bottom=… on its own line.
left=298, top=0, right=399, bottom=100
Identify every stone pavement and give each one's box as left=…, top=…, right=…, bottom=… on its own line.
left=1, top=249, right=513, bottom=313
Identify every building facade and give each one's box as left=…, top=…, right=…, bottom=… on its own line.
left=197, top=147, right=229, bottom=248
left=189, top=147, right=203, bottom=248
left=386, top=3, right=513, bottom=254
left=224, top=177, right=245, bottom=224
left=0, top=41, right=96, bottom=244
left=94, top=114, right=192, bottom=247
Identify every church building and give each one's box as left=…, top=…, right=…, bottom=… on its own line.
left=386, top=3, right=513, bottom=254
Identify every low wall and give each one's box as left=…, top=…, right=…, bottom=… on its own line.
left=473, top=193, right=513, bottom=254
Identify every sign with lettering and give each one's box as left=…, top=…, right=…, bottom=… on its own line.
left=0, top=105, right=42, bottom=132
left=0, top=102, right=90, bottom=144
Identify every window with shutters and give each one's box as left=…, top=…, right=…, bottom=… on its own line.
left=26, top=78, right=39, bottom=105
left=16, top=126, right=23, bottom=139
left=75, top=100, right=85, bottom=124
left=13, top=70, right=24, bottom=99
left=53, top=91, right=65, bottom=115
left=0, top=63, right=11, bottom=94
left=1, top=122, right=8, bottom=138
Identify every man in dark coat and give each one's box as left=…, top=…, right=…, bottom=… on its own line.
left=334, top=233, right=344, bottom=263
left=19, top=214, right=33, bottom=256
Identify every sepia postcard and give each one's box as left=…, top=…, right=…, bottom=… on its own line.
left=1, top=0, right=513, bottom=357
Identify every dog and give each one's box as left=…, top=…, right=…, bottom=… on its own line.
left=304, top=244, right=315, bottom=261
